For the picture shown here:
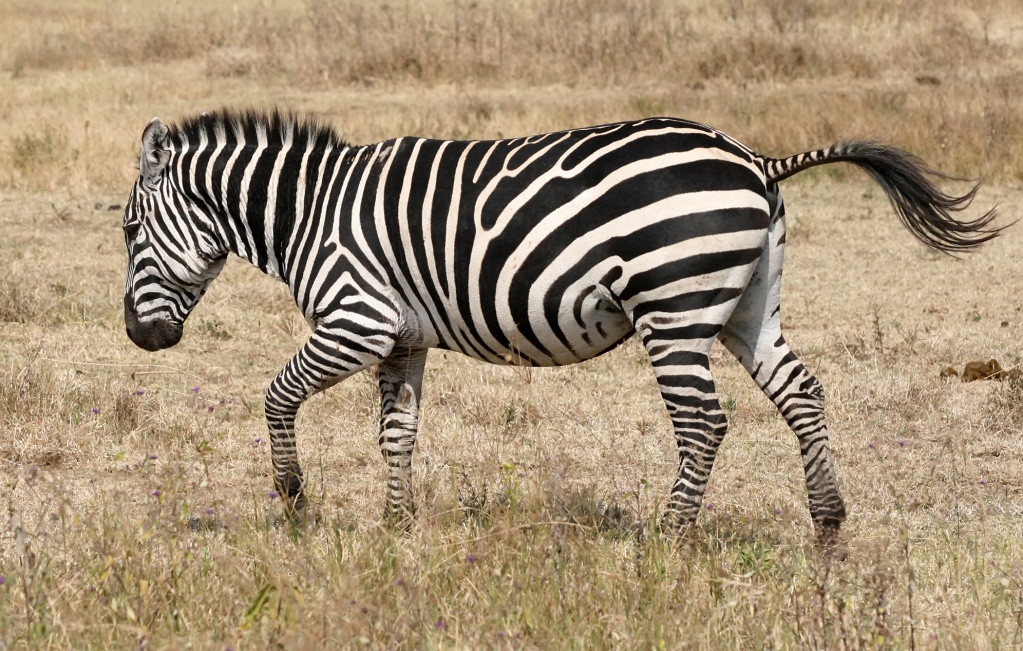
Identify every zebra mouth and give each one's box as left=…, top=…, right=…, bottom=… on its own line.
left=124, top=294, right=183, bottom=351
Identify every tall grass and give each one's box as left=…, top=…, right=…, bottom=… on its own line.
left=1, top=0, right=1021, bottom=193
left=0, top=1, right=1005, bottom=87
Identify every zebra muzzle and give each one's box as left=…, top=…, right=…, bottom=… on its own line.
left=124, top=294, right=183, bottom=351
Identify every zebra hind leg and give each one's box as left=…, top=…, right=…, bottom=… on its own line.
left=721, top=328, right=846, bottom=547
left=636, top=316, right=728, bottom=535
left=376, top=347, right=428, bottom=529
left=717, top=208, right=847, bottom=548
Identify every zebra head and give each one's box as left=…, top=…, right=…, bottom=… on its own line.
left=122, top=117, right=227, bottom=352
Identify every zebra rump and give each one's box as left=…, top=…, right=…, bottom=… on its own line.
left=119, top=110, right=1002, bottom=543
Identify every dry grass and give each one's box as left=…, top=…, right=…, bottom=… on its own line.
left=2, top=0, right=1023, bottom=649
left=1, top=0, right=1022, bottom=195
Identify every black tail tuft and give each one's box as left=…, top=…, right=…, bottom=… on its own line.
left=763, top=140, right=1004, bottom=255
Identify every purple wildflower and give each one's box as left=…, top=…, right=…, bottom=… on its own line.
left=466, top=554, right=476, bottom=563
left=774, top=508, right=781, bottom=515
left=979, top=479, right=987, bottom=486
left=867, top=442, right=875, bottom=449
left=149, top=454, right=157, bottom=460
left=91, top=407, right=100, bottom=415
left=898, top=440, right=906, bottom=447
left=151, top=490, right=161, bottom=497
left=0, top=576, right=5, bottom=586
left=208, top=406, right=215, bottom=412
left=395, top=577, right=404, bottom=586
left=135, top=389, right=145, bottom=396
left=268, top=490, right=280, bottom=500
left=192, top=386, right=200, bottom=393
left=436, top=619, right=445, bottom=630
left=705, top=502, right=712, bottom=510
left=254, top=438, right=262, bottom=444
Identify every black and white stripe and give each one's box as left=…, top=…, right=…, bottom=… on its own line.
left=121, top=110, right=999, bottom=538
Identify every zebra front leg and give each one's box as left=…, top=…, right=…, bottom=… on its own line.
left=376, top=347, right=428, bottom=528
left=266, top=324, right=395, bottom=515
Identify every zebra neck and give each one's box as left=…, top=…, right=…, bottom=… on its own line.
left=191, top=147, right=317, bottom=283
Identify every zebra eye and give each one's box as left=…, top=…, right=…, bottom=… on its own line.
left=124, top=221, right=142, bottom=239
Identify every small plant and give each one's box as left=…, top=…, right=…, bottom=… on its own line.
left=198, top=318, right=232, bottom=341
left=870, top=305, right=886, bottom=356
left=0, top=277, right=35, bottom=323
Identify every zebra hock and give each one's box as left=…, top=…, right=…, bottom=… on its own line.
left=121, top=111, right=1000, bottom=540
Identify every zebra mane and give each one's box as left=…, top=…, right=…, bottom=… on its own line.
left=166, top=108, right=351, bottom=153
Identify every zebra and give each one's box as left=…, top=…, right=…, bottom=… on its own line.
left=121, top=109, right=999, bottom=542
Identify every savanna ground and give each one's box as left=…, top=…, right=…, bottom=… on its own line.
left=1, top=0, right=1023, bottom=648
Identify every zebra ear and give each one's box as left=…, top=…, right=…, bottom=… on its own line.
left=140, top=117, right=170, bottom=190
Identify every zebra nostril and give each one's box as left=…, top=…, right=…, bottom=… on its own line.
left=124, top=295, right=138, bottom=330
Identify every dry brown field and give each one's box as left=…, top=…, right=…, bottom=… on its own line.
left=1, top=1, right=1022, bottom=648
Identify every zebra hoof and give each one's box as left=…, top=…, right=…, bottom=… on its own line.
left=284, top=492, right=307, bottom=517
left=815, top=524, right=847, bottom=561
left=275, top=475, right=306, bottom=514
left=657, top=508, right=697, bottom=541
left=382, top=505, right=416, bottom=532
left=274, top=503, right=322, bottom=531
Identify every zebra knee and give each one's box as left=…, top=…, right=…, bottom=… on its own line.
left=264, top=385, right=297, bottom=422
left=378, top=417, right=417, bottom=457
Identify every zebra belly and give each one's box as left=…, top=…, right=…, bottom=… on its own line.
left=536, top=284, right=634, bottom=365
left=428, top=284, right=634, bottom=367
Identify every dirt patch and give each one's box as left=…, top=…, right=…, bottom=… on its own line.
left=941, top=358, right=1022, bottom=382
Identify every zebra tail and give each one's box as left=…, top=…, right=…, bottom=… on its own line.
left=761, top=141, right=1004, bottom=255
